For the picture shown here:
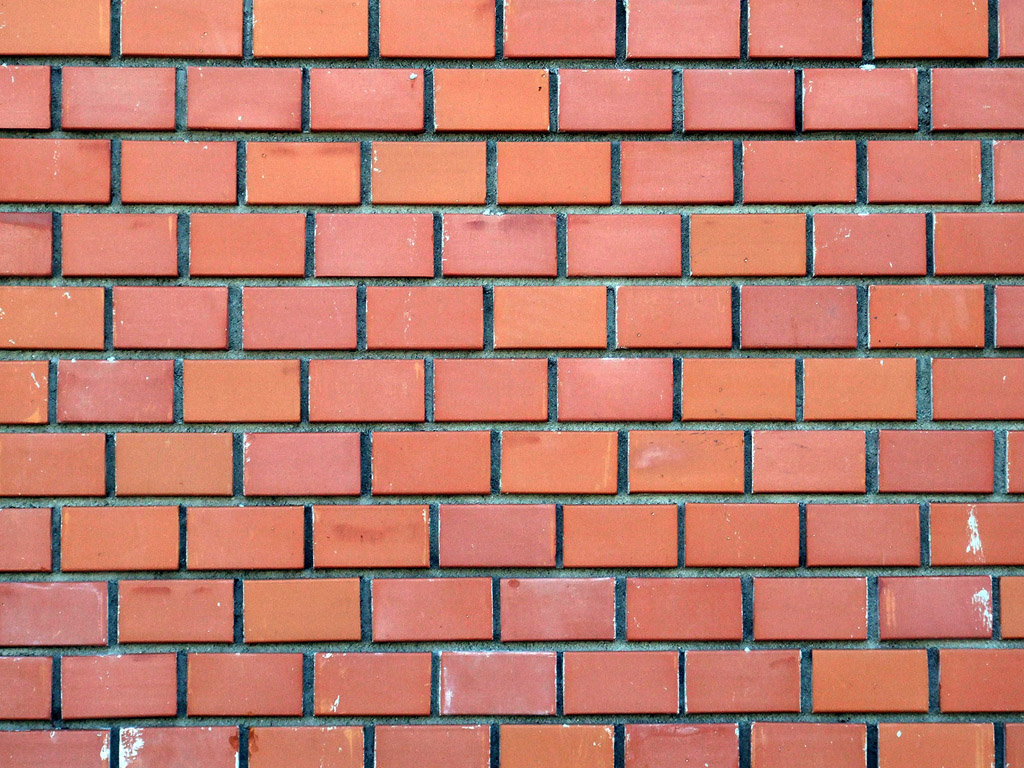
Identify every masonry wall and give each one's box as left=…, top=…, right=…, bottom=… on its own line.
left=2, top=0, right=1024, bottom=766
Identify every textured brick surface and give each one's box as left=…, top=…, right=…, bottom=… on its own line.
left=0, top=0, right=1023, bottom=765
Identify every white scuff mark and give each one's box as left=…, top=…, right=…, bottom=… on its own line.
left=444, top=686, right=454, bottom=710
left=331, top=695, right=341, bottom=713
left=29, top=371, right=40, bottom=388
left=119, top=728, right=145, bottom=767
left=966, top=506, right=984, bottom=555
left=972, top=588, right=994, bottom=632
left=896, top=730, right=902, bottom=738
left=100, top=733, right=110, bottom=763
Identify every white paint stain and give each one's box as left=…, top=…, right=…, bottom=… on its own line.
left=972, top=588, right=994, bottom=632
left=119, top=728, right=145, bottom=767
left=966, top=506, right=984, bottom=556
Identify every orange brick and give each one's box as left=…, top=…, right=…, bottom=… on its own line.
left=752, top=431, right=866, bottom=493
left=933, top=358, right=1024, bottom=419
left=626, top=0, right=740, bottom=58
left=372, top=141, right=486, bottom=204
left=629, top=430, right=745, bottom=493
left=1004, top=577, right=1024, bottom=638
left=0, top=732, right=110, bottom=768
left=754, top=577, right=867, bottom=640
left=0, top=0, right=109, bottom=55
left=0, top=508, right=52, bottom=572
left=63, top=213, right=177, bottom=277
left=742, top=285, right=858, bottom=349
left=440, top=652, right=556, bottom=715
left=184, top=359, right=300, bottom=423
left=501, top=431, right=618, bottom=494
left=500, top=726, right=613, bottom=768
left=559, top=69, right=673, bottom=132
left=620, top=141, right=735, bottom=204
left=113, top=286, right=228, bottom=349
left=868, top=141, right=982, bottom=203
left=244, top=433, right=361, bottom=496
left=116, top=433, right=234, bottom=496
left=0, top=66, right=49, bottom=129
left=115, top=728, right=238, bottom=768
left=748, top=0, right=861, bottom=57
left=803, top=68, right=918, bottom=131
left=121, top=140, right=236, bottom=205
left=691, top=213, right=806, bottom=276
left=310, top=69, right=424, bottom=131
left=500, top=577, right=615, bottom=640
left=939, top=649, right=1024, bottom=711
left=58, top=359, right=173, bottom=423
left=934, top=69, right=1024, bottom=129
left=442, top=214, right=557, bottom=276
left=375, top=726, right=490, bottom=768
left=497, top=142, right=611, bottom=204
left=559, top=357, right=673, bottom=422
left=252, top=0, right=368, bottom=57
left=930, top=503, right=1024, bottom=566
left=188, top=653, right=303, bottom=716
left=433, top=358, right=548, bottom=422
left=434, top=69, right=549, bottom=131
left=812, top=650, right=929, bottom=712
left=869, top=285, right=985, bottom=348
left=313, top=505, right=429, bottom=568
left=0, top=213, right=51, bottom=277
left=998, top=286, right=1024, bottom=347
left=61, top=654, right=177, bottom=719
left=0, top=434, right=105, bottom=497
left=0, top=581, right=107, bottom=646
left=0, top=361, right=49, bottom=425
left=121, top=0, right=243, bottom=56
left=0, top=656, right=51, bottom=720
left=190, top=213, right=306, bottom=276
left=439, top=504, right=555, bottom=567
left=187, top=506, right=304, bottom=570
left=372, top=431, right=491, bottom=495
left=244, top=579, right=361, bottom=643
left=380, top=0, right=495, bottom=58
left=879, top=575, right=993, bottom=639
left=743, top=141, right=857, bottom=203
left=880, top=430, right=994, bottom=494
left=316, top=213, right=433, bottom=277
left=314, top=653, right=431, bottom=715
left=372, top=577, right=492, bottom=641
left=685, top=503, right=800, bottom=567
left=878, top=724, right=994, bottom=768
left=686, top=650, right=801, bottom=713
left=563, top=504, right=678, bottom=567
left=752, top=723, right=866, bottom=768
left=243, top=286, right=357, bottom=350
left=874, top=0, right=987, bottom=57
left=567, top=214, right=682, bottom=277
left=366, top=286, right=483, bottom=350
left=249, top=728, right=363, bottom=768
left=995, top=143, right=1024, bottom=201
left=119, top=579, right=235, bottom=643
left=814, top=213, right=927, bottom=276
left=682, top=358, right=796, bottom=421
left=617, top=286, right=733, bottom=349
left=247, top=142, right=361, bottom=205
left=684, top=69, right=795, bottom=131
left=627, top=577, right=742, bottom=640
left=0, top=286, right=103, bottom=350
left=934, top=213, right=1024, bottom=275
left=309, top=359, right=424, bottom=422
left=62, top=67, right=175, bottom=130
left=803, top=358, right=917, bottom=421
left=0, top=139, right=109, bottom=203
left=187, top=67, right=301, bottom=130
left=563, top=651, right=679, bottom=714
left=807, top=503, right=921, bottom=567
left=493, top=286, right=607, bottom=349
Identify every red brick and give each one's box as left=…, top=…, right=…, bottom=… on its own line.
left=252, top=0, right=368, bottom=57
left=934, top=69, right=1024, bottom=129
left=812, top=650, right=929, bottom=713
left=803, top=68, right=918, bottom=131
left=626, top=0, right=740, bottom=58
left=0, top=286, right=103, bottom=350
left=63, top=213, right=177, bottom=277
left=380, top=0, right=495, bottom=58
left=874, top=0, right=987, bottom=57
left=62, top=67, right=175, bottom=130
left=934, top=213, right=1024, bottom=275
left=504, top=0, right=616, bottom=57
left=62, top=654, right=177, bottom=719
left=879, top=430, right=994, bottom=493
left=61, top=506, right=178, bottom=572
left=559, top=357, right=673, bottom=421
left=376, top=726, right=489, bottom=768
left=753, top=431, right=866, bottom=493
left=617, top=286, right=733, bottom=348
left=814, top=213, right=926, bottom=276
left=563, top=504, right=678, bottom=567
left=113, top=286, right=228, bottom=349
left=995, top=142, right=1024, bottom=201
left=316, top=213, right=433, bottom=277
left=119, top=579, right=235, bottom=643
left=0, top=656, right=51, bottom=720
left=244, top=433, right=361, bottom=496
left=502, top=431, right=618, bottom=494
left=184, top=359, right=300, bottom=423
left=870, top=285, right=984, bottom=348
left=440, top=652, right=556, bottom=715
left=620, top=141, right=735, bottom=204
left=684, top=70, right=795, bottom=131
left=754, top=577, right=867, bottom=640
left=627, top=577, right=743, bottom=641
left=190, top=213, right=305, bottom=277
left=933, top=359, right=1024, bottom=419
left=879, top=576, right=993, bottom=639
left=500, top=578, right=615, bottom=641
left=0, top=361, right=48, bottom=425
left=930, top=503, right=1024, bottom=566
left=0, top=0, right=109, bottom=55
left=0, top=434, right=106, bottom=497
left=1003, top=0, right=1024, bottom=55
left=372, top=141, right=486, bottom=204
left=627, top=726, right=738, bottom=768
left=629, top=430, right=745, bottom=493
left=0, top=731, right=110, bottom=768
left=806, top=503, right=921, bottom=567
left=805, top=358, right=918, bottom=421
left=244, top=578, right=361, bottom=642
left=367, top=286, right=483, bottom=349
left=116, top=433, right=233, bottom=496
left=878, top=723, right=994, bottom=768
left=58, top=360, right=173, bottom=423
left=0, top=213, right=51, bottom=277
left=373, top=577, right=492, bottom=641
left=187, top=506, right=304, bottom=570
left=559, top=69, right=673, bottom=132
left=243, top=287, right=356, bottom=350
left=0, top=508, right=52, bottom=572
left=567, top=214, right=682, bottom=277
left=494, top=286, right=607, bottom=349
left=0, top=66, right=50, bottom=129
left=691, top=213, right=805, bottom=276
left=682, top=358, right=795, bottom=421
left=121, top=0, right=243, bottom=56
left=247, top=142, right=361, bottom=205
left=373, top=431, right=491, bottom=494
left=443, top=214, right=557, bottom=276
left=0, top=139, right=109, bottom=202
left=939, top=649, right=1024, bottom=711
left=868, top=141, right=981, bottom=203
left=310, top=69, right=424, bottom=131
left=310, top=359, right=423, bottom=422
left=314, top=652, right=431, bottom=715
left=313, top=504, right=429, bottom=568
left=742, top=285, right=858, bottom=349
left=686, top=503, right=800, bottom=567
left=1004, top=577, right=1024, bottom=638
left=686, top=650, right=801, bottom=713
left=1010, top=724, right=1024, bottom=768
left=439, top=504, right=555, bottom=567
left=118, top=727, right=238, bottom=768
left=497, top=142, right=612, bottom=204
left=565, top=651, right=679, bottom=715
left=249, top=727, right=362, bottom=768
left=752, top=723, right=866, bottom=768
left=500, top=726, right=613, bottom=768
left=122, top=141, right=237, bottom=204
left=434, top=358, right=548, bottom=422
left=187, top=67, right=300, bottom=130
left=749, top=0, right=860, bottom=56
left=434, top=69, right=549, bottom=132
left=744, top=141, right=857, bottom=203
left=188, top=653, right=303, bottom=716
left=0, top=581, right=107, bottom=646
left=998, top=286, right=1024, bottom=347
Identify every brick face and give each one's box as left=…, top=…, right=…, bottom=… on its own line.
left=0, top=0, right=1021, bottom=763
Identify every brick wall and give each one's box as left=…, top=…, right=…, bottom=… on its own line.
left=2, top=0, right=1024, bottom=766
